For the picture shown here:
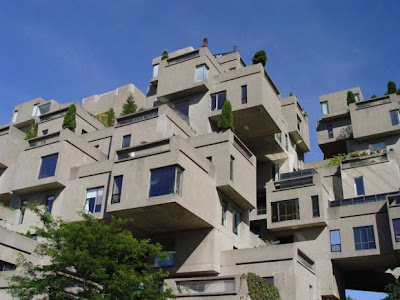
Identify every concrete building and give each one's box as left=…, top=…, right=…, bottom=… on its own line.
left=0, top=45, right=399, bottom=299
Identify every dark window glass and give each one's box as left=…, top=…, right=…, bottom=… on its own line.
left=19, top=200, right=27, bottom=224
left=330, top=230, right=341, bottom=252
left=241, top=85, right=247, bottom=104
left=39, top=153, right=58, bottom=179
left=327, top=124, right=333, bottom=139
left=155, top=240, right=174, bottom=267
left=393, top=219, right=400, bottom=242
left=354, top=176, right=365, bottom=196
left=390, top=110, right=400, bottom=126
left=233, top=210, right=241, bottom=236
left=111, top=176, right=123, bottom=204
left=206, top=156, right=212, bottom=162
left=271, top=199, right=300, bottom=222
left=122, top=135, right=131, bottom=148
left=45, top=196, right=55, bottom=213
left=210, top=91, right=227, bottom=111
left=312, top=195, right=320, bottom=217
left=264, top=277, right=274, bottom=285
left=230, top=156, right=234, bottom=181
left=297, top=115, right=302, bottom=131
left=85, top=187, right=104, bottom=213
left=175, top=101, right=190, bottom=117
left=42, top=129, right=48, bottom=135
left=353, top=226, right=376, bottom=250
left=0, top=260, right=16, bottom=272
left=221, top=201, right=227, bottom=226
left=149, top=166, right=183, bottom=197
left=257, top=188, right=267, bottom=215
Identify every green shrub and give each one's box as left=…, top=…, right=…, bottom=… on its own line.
left=95, top=108, right=115, bottom=127
left=25, top=120, right=38, bottom=140
left=347, top=91, right=356, bottom=104
left=371, top=94, right=377, bottom=98
left=217, top=100, right=235, bottom=131
left=397, top=89, right=400, bottom=95
left=252, top=50, right=267, bottom=66
left=327, top=152, right=360, bottom=166
left=247, top=272, right=280, bottom=300
left=62, top=104, right=77, bottom=132
left=386, top=81, right=397, bottom=95
left=121, top=95, right=137, bottom=116
left=161, top=50, right=169, bottom=60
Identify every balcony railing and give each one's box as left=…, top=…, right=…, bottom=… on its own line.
left=355, top=96, right=391, bottom=110
left=28, top=132, right=60, bottom=148
left=274, top=169, right=315, bottom=190
left=39, top=110, right=67, bottom=122
left=330, top=191, right=399, bottom=207
left=279, top=168, right=315, bottom=180
left=116, top=108, right=158, bottom=127
left=116, top=139, right=170, bottom=161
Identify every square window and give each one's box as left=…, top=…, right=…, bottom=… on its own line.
left=195, top=64, right=209, bottom=82
left=122, top=135, right=131, bottom=148
left=354, top=176, right=365, bottom=196
left=210, top=91, right=227, bottom=111
left=111, top=176, right=123, bottom=204
left=271, top=199, right=300, bottom=222
left=85, top=187, right=104, bottom=213
left=38, top=153, right=58, bottom=179
left=149, top=166, right=183, bottom=197
left=241, top=85, right=247, bottom=104
left=321, top=101, right=329, bottom=115
left=390, top=110, right=400, bottom=126
left=353, top=225, right=376, bottom=250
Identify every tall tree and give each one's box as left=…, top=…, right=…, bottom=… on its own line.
left=7, top=209, right=175, bottom=300
left=62, top=104, right=77, bottom=132
left=217, top=100, right=235, bottom=131
left=387, top=81, right=397, bottom=94
left=121, top=95, right=138, bottom=116
left=106, top=108, right=115, bottom=127
left=385, top=280, right=400, bottom=300
left=252, top=50, right=267, bottom=66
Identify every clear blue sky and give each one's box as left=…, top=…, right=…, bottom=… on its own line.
left=0, top=1, right=399, bottom=297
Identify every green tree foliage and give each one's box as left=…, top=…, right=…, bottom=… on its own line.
left=252, top=50, right=267, bottom=66
left=217, top=100, right=235, bottom=131
left=95, top=108, right=115, bottom=127
left=247, top=272, right=280, bottom=300
left=397, top=89, right=400, bottom=95
left=25, top=120, right=38, bottom=140
left=346, top=296, right=356, bottom=300
left=7, top=208, right=175, bottom=300
left=161, top=50, right=169, bottom=60
left=62, top=104, right=77, bottom=132
left=347, top=91, right=356, bottom=105
left=385, top=280, right=400, bottom=300
left=386, top=81, right=397, bottom=95
left=121, top=95, right=138, bottom=116
left=371, top=94, right=378, bottom=99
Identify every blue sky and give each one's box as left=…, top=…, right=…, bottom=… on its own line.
left=0, top=1, right=399, bottom=297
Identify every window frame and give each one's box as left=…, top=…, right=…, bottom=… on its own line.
left=390, top=109, right=400, bottom=126
left=321, top=101, right=329, bottom=115
left=311, top=195, right=320, bottom=217
left=85, top=187, right=104, bottom=213
left=38, top=153, right=59, bottom=179
left=111, top=175, right=123, bottom=204
left=271, top=198, right=300, bottom=223
left=353, top=225, right=376, bottom=250
left=354, top=176, right=365, bottom=196
left=330, top=229, right=341, bottom=252
left=122, top=134, right=131, bottom=149
left=210, top=91, right=227, bottom=111
left=149, top=165, right=184, bottom=198
left=241, top=85, right=247, bottom=104
left=195, top=64, right=209, bottom=82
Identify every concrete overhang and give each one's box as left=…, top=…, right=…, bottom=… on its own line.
left=217, top=183, right=255, bottom=210
left=12, top=181, right=65, bottom=195
left=289, top=130, right=310, bottom=152
left=158, top=82, right=209, bottom=102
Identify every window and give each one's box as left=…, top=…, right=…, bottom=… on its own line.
left=195, top=64, right=209, bottom=82
left=221, top=201, right=227, bottom=227
left=285, top=134, right=289, bottom=151
left=85, top=187, right=103, bottom=213
left=272, top=164, right=280, bottom=181
left=38, top=153, right=58, bottom=179
left=354, top=93, right=360, bottom=102
left=32, top=104, right=39, bottom=116
left=330, top=230, right=341, bottom=252
left=257, top=188, right=267, bottom=215
left=207, top=156, right=212, bottom=162
left=122, top=134, right=131, bottom=148
left=392, top=219, right=400, bottom=242
left=111, top=176, right=123, bottom=204
left=175, top=100, right=190, bottom=117
left=321, top=101, right=329, bottom=115
left=45, top=196, right=55, bottom=213
left=229, top=67, right=236, bottom=70
left=210, top=91, right=227, bottom=111
left=155, top=240, right=174, bottom=267
left=271, top=199, right=300, bottom=222
left=39, top=103, right=50, bottom=115
left=311, top=195, right=320, bottom=217
left=149, top=165, right=183, bottom=197
left=354, top=176, right=365, bottom=196
left=327, top=124, right=333, bottom=139
left=241, top=85, right=247, bottom=104
left=233, top=209, right=241, bottom=236
left=153, top=64, right=159, bottom=78
left=297, top=115, right=302, bottom=132
left=230, top=156, right=235, bottom=181
left=0, top=260, right=16, bottom=272
left=370, top=141, right=386, bottom=152
left=309, top=285, right=313, bottom=300
left=42, top=129, right=48, bottom=135
left=18, top=200, right=27, bottom=224
left=264, top=277, right=274, bottom=285
left=81, top=129, right=87, bottom=135
left=390, top=110, right=400, bottom=126
left=353, top=225, right=376, bottom=250
left=12, top=110, right=18, bottom=123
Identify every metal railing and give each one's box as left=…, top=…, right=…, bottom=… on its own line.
left=355, top=97, right=390, bottom=110
left=341, top=154, right=388, bottom=169
left=117, top=109, right=158, bottom=126
left=330, top=191, right=399, bottom=207
left=40, top=110, right=67, bottom=122
left=28, top=132, right=60, bottom=148
left=279, top=168, right=314, bottom=180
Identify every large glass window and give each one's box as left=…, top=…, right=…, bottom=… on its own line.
left=85, top=187, right=104, bottom=213
left=241, top=85, right=247, bottom=104
left=38, top=153, right=58, bottom=179
left=354, top=176, right=365, bottom=196
left=330, top=230, right=341, bottom=252
left=233, top=209, right=241, bottom=236
left=210, top=91, right=227, bottom=111
left=311, top=195, right=320, bottom=217
left=390, top=110, right=400, bottom=126
left=111, top=176, right=123, bottom=204
left=152, top=64, right=159, bottom=78
left=353, top=225, right=376, bottom=250
left=327, top=124, right=333, bottom=139
left=45, top=196, right=55, bottom=213
left=321, top=101, right=329, bottom=115
left=149, top=166, right=183, bottom=197
left=392, top=218, right=400, bottom=242
left=122, top=134, right=131, bottom=148
left=271, top=199, right=300, bottom=222
left=39, top=103, right=50, bottom=115
left=195, top=64, right=209, bottom=82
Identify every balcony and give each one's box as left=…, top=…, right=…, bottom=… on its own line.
left=39, top=108, right=67, bottom=123
left=330, top=191, right=399, bottom=207
left=28, top=131, right=60, bottom=148
left=274, top=169, right=315, bottom=190
left=341, top=153, right=389, bottom=170
left=116, top=108, right=158, bottom=127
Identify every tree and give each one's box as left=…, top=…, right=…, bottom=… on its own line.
left=247, top=272, right=280, bottom=300
left=62, top=104, right=77, bottom=132
left=385, top=280, right=400, bottom=300
left=217, top=100, right=235, bottom=131
left=386, top=81, right=397, bottom=95
left=161, top=50, right=168, bottom=60
left=346, top=296, right=355, bottom=300
left=25, top=120, right=38, bottom=140
left=7, top=209, right=175, bottom=300
left=121, top=95, right=137, bottom=116
left=252, top=50, right=267, bottom=67
left=371, top=94, right=378, bottom=98
left=347, top=91, right=356, bottom=105
left=106, top=108, right=115, bottom=127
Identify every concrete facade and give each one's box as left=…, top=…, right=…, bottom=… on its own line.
left=0, top=45, right=399, bottom=300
